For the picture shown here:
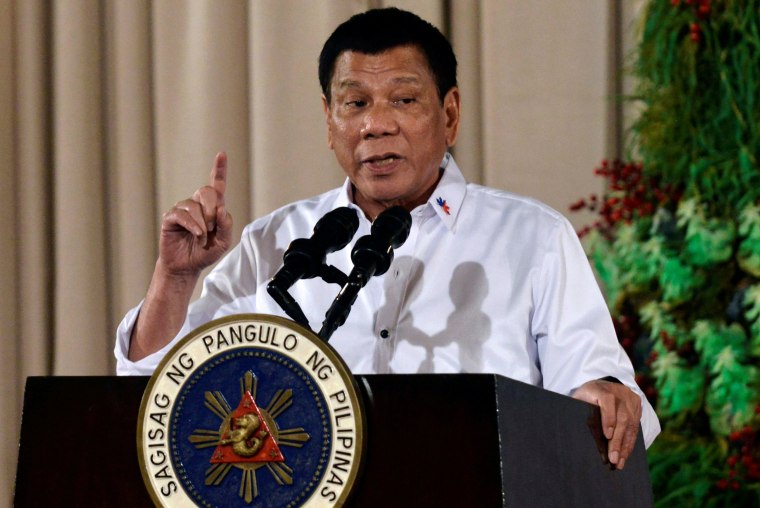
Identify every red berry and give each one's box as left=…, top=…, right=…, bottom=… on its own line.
left=570, top=198, right=586, bottom=211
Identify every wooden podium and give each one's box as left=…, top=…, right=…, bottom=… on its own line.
left=14, top=374, right=653, bottom=507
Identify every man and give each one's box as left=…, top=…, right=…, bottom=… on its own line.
left=116, top=8, right=660, bottom=470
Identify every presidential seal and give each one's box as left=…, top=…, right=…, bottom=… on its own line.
left=137, top=314, right=365, bottom=507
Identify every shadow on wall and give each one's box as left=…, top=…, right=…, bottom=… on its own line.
left=374, top=257, right=491, bottom=372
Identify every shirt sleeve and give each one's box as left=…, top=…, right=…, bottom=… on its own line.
left=532, top=217, right=661, bottom=447
left=114, top=301, right=178, bottom=375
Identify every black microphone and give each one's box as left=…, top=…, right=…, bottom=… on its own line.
left=270, top=207, right=359, bottom=288
left=267, top=207, right=359, bottom=327
left=319, top=206, right=412, bottom=340
left=349, top=205, right=411, bottom=281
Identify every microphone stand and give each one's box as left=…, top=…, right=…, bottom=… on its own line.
left=266, top=206, right=358, bottom=330
left=267, top=264, right=348, bottom=329
left=268, top=206, right=411, bottom=342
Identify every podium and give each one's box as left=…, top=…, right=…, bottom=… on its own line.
left=14, top=374, right=653, bottom=507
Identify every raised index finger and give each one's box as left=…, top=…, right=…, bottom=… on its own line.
left=210, top=152, right=227, bottom=197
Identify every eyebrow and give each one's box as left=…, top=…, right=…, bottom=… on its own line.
left=336, top=76, right=423, bottom=90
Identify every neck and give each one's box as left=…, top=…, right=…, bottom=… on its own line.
left=352, top=172, right=442, bottom=221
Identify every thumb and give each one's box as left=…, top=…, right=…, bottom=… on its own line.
left=216, top=205, right=233, bottom=235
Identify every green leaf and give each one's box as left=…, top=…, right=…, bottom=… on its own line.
left=660, top=256, right=704, bottom=303
left=684, top=217, right=736, bottom=266
left=743, top=284, right=760, bottom=322
left=653, top=352, right=705, bottom=417
left=739, top=203, right=760, bottom=240
left=692, top=321, right=747, bottom=374
left=738, top=236, right=760, bottom=277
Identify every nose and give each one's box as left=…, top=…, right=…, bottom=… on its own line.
left=360, top=103, right=399, bottom=139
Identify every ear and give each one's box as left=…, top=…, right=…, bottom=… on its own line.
left=322, top=94, right=334, bottom=150
left=442, top=87, right=461, bottom=147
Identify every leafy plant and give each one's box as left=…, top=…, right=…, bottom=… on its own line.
left=572, top=1, right=760, bottom=504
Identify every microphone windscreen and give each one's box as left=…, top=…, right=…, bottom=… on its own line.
left=313, top=207, right=360, bottom=254
left=371, top=206, right=412, bottom=248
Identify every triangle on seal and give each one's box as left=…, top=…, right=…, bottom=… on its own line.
left=210, top=390, right=285, bottom=463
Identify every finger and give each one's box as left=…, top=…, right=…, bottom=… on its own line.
left=169, top=200, right=208, bottom=242
left=163, top=207, right=205, bottom=243
left=210, top=152, right=227, bottom=198
left=595, top=391, right=617, bottom=442
left=193, top=186, right=221, bottom=232
left=616, top=389, right=642, bottom=468
left=607, top=414, right=626, bottom=467
left=215, top=201, right=232, bottom=234
left=617, top=420, right=640, bottom=469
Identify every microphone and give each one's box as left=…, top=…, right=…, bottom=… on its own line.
left=349, top=205, right=411, bottom=281
left=319, top=206, right=412, bottom=340
left=270, top=207, right=359, bottom=287
left=267, top=207, right=359, bottom=327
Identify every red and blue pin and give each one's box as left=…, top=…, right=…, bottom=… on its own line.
left=436, top=197, right=451, bottom=215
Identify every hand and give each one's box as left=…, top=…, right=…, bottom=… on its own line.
left=572, top=379, right=642, bottom=470
left=128, top=152, right=234, bottom=362
left=159, top=152, right=234, bottom=277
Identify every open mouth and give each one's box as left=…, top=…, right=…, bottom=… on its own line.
left=363, top=154, right=401, bottom=168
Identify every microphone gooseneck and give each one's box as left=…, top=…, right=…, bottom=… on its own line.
left=267, top=207, right=359, bottom=328
left=319, top=206, right=412, bottom=341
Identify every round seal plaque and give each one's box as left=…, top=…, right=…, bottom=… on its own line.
left=137, top=314, right=365, bottom=507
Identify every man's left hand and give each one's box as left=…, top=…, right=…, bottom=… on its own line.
left=572, top=379, right=642, bottom=470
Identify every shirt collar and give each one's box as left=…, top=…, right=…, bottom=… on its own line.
left=337, top=152, right=467, bottom=232
left=426, top=153, right=466, bottom=233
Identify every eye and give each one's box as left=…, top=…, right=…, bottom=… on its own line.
left=346, top=100, right=367, bottom=108
left=395, top=97, right=416, bottom=105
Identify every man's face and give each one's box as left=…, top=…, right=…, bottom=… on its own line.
left=322, top=45, right=460, bottom=219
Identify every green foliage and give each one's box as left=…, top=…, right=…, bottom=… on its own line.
left=574, top=0, right=760, bottom=503
left=648, top=433, right=760, bottom=507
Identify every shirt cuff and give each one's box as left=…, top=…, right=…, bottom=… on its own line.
left=114, top=301, right=166, bottom=376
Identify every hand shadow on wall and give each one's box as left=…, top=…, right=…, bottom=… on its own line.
left=373, top=256, right=491, bottom=373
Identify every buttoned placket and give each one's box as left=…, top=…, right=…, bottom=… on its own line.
left=370, top=207, right=432, bottom=372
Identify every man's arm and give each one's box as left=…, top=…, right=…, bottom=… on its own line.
left=534, top=216, right=658, bottom=470
left=128, top=152, right=233, bottom=361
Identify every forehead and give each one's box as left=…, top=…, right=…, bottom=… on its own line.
left=330, top=45, right=435, bottom=89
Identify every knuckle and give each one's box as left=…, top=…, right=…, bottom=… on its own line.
left=174, top=199, right=192, bottom=210
left=193, top=186, right=211, bottom=200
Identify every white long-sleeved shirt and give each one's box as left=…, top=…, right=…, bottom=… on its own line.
left=115, top=154, right=660, bottom=446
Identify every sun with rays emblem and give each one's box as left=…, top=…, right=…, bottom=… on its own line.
left=187, top=370, right=311, bottom=503
left=138, top=315, right=364, bottom=507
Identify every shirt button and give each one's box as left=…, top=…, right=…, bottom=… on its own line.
left=380, top=329, right=390, bottom=339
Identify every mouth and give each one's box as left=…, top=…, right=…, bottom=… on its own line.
left=361, top=153, right=402, bottom=171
